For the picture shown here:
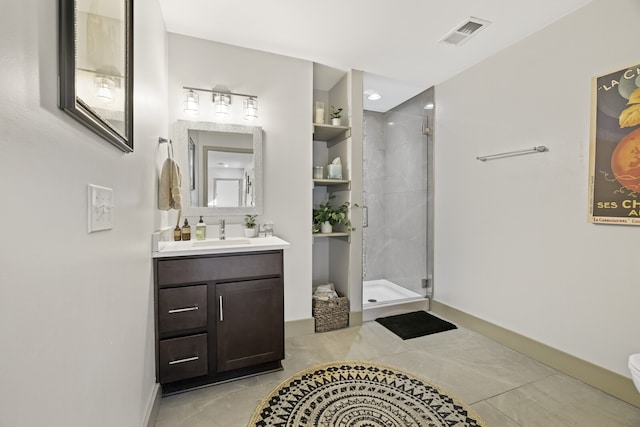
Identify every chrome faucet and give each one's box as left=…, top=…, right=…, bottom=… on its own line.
left=220, top=219, right=225, bottom=240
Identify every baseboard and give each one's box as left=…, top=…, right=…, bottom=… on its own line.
left=285, top=312, right=363, bottom=337
left=285, top=317, right=315, bottom=338
left=431, top=300, right=640, bottom=409
left=142, top=383, right=161, bottom=427
left=350, top=310, right=363, bottom=326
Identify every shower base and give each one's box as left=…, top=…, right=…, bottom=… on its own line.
left=362, top=279, right=428, bottom=322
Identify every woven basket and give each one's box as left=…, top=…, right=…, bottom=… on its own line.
left=312, top=296, right=349, bottom=332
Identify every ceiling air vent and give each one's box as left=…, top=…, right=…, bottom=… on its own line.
left=440, top=17, right=491, bottom=46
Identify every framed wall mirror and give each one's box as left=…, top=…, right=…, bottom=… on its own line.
left=58, top=0, right=134, bottom=152
left=175, top=121, right=263, bottom=217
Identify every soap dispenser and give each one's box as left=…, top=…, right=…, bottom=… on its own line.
left=181, top=218, right=191, bottom=241
left=196, top=216, right=206, bottom=240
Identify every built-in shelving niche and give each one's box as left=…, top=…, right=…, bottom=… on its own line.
left=311, top=66, right=364, bottom=330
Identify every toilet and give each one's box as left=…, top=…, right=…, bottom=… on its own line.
left=629, top=354, right=640, bottom=393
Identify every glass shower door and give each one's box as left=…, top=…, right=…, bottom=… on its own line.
left=362, top=87, right=434, bottom=308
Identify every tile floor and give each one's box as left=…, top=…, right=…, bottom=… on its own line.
left=155, top=318, right=640, bottom=426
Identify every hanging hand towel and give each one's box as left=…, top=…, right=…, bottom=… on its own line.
left=158, top=157, right=183, bottom=210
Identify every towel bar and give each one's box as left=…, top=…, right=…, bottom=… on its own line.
left=477, top=146, right=548, bottom=162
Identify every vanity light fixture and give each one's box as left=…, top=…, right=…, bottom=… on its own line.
left=213, top=93, right=231, bottom=118
left=183, top=89, right=199, bottom=115
left=182, top=86, right=259, bottom=120
left=95, top=76, right=115, bottom=103
left=243, top=97, right=258, bottom=121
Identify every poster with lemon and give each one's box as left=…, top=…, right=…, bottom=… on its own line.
left=589, top=62, right=640, bottom=225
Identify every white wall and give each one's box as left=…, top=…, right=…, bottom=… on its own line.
left=435, top=0, right=640, bottom=377
left=167, top=34, right=313, bottom=322
left=0, top=0, right=167, bottom=425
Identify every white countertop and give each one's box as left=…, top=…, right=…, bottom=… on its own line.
left=152, top=236, right=290, bottom=258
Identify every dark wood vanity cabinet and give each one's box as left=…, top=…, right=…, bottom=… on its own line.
left=154, top=250, right=284, bottom=394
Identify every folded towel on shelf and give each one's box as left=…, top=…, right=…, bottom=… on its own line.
left=158, top=157, right=183, bottom=210
left=313, top=283, right=339, bottom=300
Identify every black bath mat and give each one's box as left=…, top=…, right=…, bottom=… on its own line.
left=376, top=310, right=457, bottom=340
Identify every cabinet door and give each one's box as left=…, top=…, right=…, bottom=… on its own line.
left=216, top=278, right=284, bottom=373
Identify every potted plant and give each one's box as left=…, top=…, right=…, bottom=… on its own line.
left=330, top=106, right=343, bottom=126
left=313, top=193, right=356, bottom=234
left=244, top=214, right=258, bottom=237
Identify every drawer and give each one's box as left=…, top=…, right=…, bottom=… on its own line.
left=159, top=334, right=208, bottom=383
left=158, top=285, right=207, bottom=335
left=157, top=251, right=282, bottom=287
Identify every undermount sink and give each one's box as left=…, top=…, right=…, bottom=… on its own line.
left=157, top=237, right=251, bottom=252
left=190, top=237, right=251, bottom=246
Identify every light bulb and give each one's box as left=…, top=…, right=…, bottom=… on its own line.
left=183, top=89, right=199, bottom=115
left=95, top=76, right=114, bottom=103
left=243, top=97, right=258, bottom=120
left=214, top=93, right=230, bottom=118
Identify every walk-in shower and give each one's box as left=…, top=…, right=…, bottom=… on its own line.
left=362, top=88, right=434, bottom=321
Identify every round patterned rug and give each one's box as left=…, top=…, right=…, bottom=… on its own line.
left=248, top=361, right=487, bottom=426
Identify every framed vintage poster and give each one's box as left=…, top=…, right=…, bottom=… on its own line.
left=589, top=62, right=640, bottom=225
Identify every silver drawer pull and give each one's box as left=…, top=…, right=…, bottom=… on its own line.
left=168, top=356, right=199, bottom=365
left=219, top=296, right=223, bottom=322
left=168, top=305, right=199, bottom=314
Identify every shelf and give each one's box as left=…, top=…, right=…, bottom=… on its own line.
left=313, top=124, right=351, bottom=145
left=313, top=179, right=350, bottom=191
left=312, top=232, right=351, bottom=242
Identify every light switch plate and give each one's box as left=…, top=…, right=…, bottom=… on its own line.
left=88, top=184, right=113, bottom=233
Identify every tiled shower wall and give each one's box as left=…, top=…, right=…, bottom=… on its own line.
left=363, top=110, right=386, bottom=281
left=363, top=88, right=434, bottom=294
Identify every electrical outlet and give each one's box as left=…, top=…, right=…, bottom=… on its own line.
left=88, top=184, right=113, bottom=233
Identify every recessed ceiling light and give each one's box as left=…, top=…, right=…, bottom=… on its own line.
left=364, top=89, right=382, bottom=101
left=424, top=103, right=434, bottom=110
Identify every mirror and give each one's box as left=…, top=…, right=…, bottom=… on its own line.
left=202, top=145, right=253, bottom=208
left=175, top=121, right=263, bottom=217
left=58, top=0, right=134, bottom=152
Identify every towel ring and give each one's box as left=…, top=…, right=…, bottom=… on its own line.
left=158, top=137, right=174, bottom=158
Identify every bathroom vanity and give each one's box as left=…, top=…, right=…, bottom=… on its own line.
left=153, top=237, right=289, bottom=395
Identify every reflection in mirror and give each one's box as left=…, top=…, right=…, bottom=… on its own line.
left=175, top=121, right=263, bottom=217
left=213, top=178, right=242, bottom=207
left=75, top=0, right=127, bottom=135
left=59, top=0, right=133, bottom=152
left=195, top=135, right=254, bottom=208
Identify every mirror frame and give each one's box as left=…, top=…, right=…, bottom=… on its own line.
left=175, top=120, right=263, bottom=217
left=58, top=0, right=134, bottom=153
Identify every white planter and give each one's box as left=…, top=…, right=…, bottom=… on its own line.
left=244, top=227, right=258, bottom=238
left=331, top=118, right=341, bottom=126
left=320, top=221, right=333, bottom=234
